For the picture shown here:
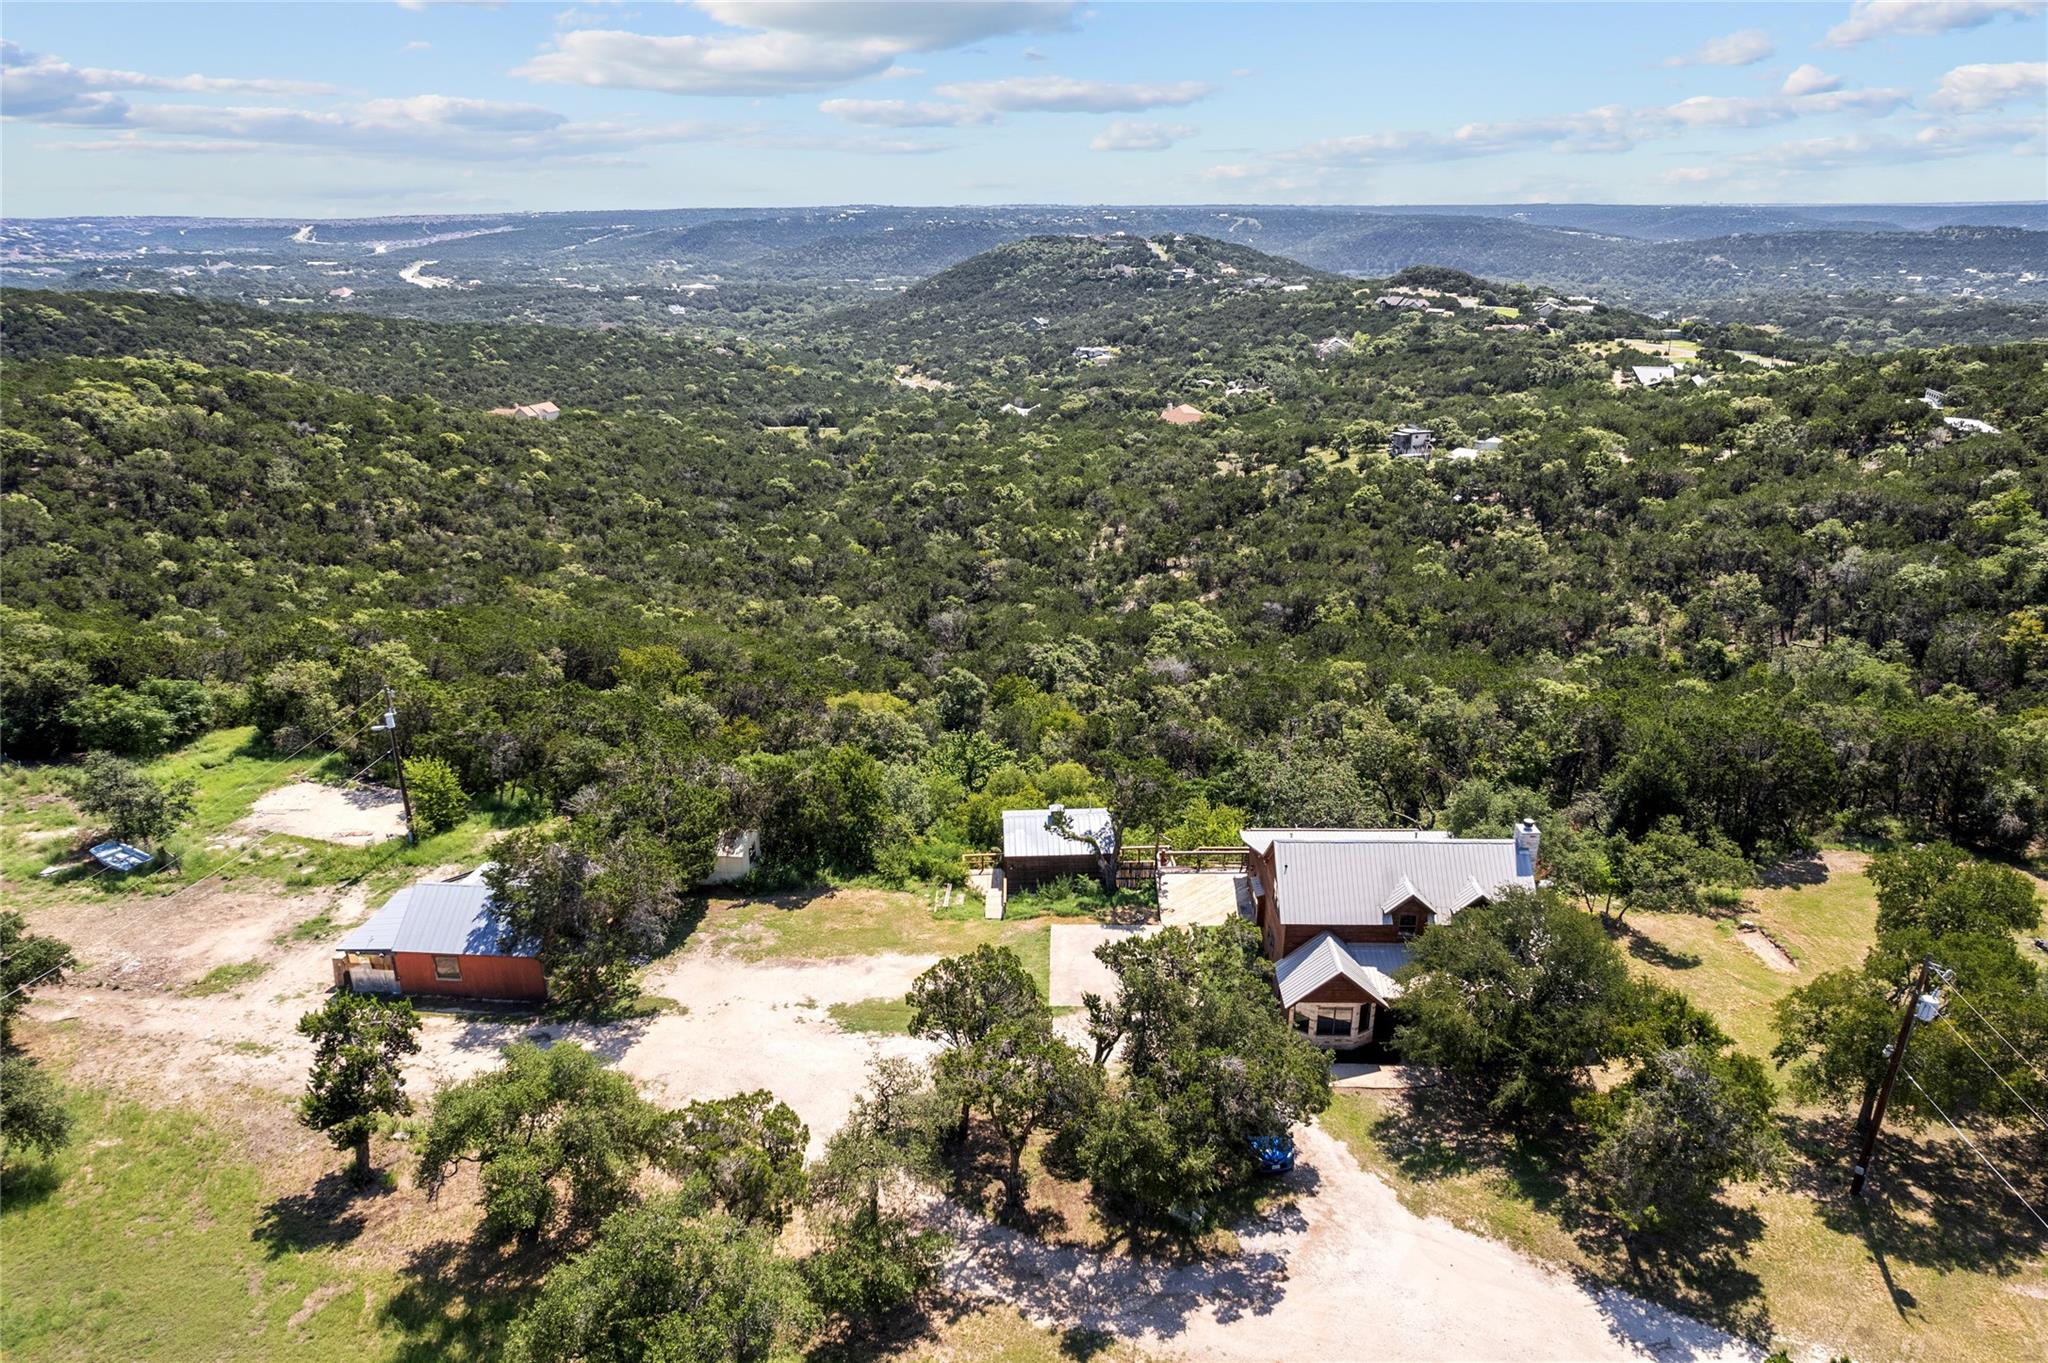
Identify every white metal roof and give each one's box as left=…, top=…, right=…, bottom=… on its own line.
left=337, top=875, right=533, bottom=957
left=1264, top=837, right=1532, bottom=926
left=1002, top=806, right=1115, bottom=860
left=1276, top=932, right=1411, bottom=1010
left=1243, top=828, right=1453, bottom=852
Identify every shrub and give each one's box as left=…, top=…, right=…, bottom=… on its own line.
left=403, top=754, right=469, bottom=836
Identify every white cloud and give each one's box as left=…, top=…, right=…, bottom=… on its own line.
left=1090, top=120, right=1194, bottom=151
left=1928, top=60, right=2047, bottom=111
left=1823, top=0, right=2045, bottom=47
left=1659, top=117, right=2044, bottom=186
left=694, top=2, right=1074, bottom=49
left=818, top=97, right=994, bottom=127
left=1253, top=81, right=1913, bottom=172
left=932, top=75, right=1210, bottom=112
left=518, top=2, right=1075, bottom=96
left=1780, top=63, right=1841, bottom=96
left=1664, top=29, right=1774, bottom=68
left=403, top=40, right=433, bottom=53
left=0, top=39, right=337, bottom=124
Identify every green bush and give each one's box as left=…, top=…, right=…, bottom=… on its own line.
left=872, top=836, right=965, bottom=887
left=403, top=755, right=469, bottom=836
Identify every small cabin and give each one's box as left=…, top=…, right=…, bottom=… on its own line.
left=333, top=868, right=544, bottom=1003
left=1001, top=804, right=1116, bottom=891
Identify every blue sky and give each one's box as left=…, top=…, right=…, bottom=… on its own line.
left=3, top=1, right=2043, bottom=216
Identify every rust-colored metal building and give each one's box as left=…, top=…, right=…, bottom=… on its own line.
left=333, top=870, right=545, bottom=1003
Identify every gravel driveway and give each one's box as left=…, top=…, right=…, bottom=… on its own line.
left=1048, top=922, right=1151, bottom=1007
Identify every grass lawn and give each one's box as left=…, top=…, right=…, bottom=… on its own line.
left=827, top=997, right=917, bottom=1034
left=1320, top=852, right=2048, bottom=1362
left=1, top=727, right=541, bottom=912
left=693, top=884, right=1056, bottom=975
left=0, top=1087, right=448, bottom=1363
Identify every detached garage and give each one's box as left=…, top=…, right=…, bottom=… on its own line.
left=332, top=869, right=545, bottom=1003
left=1001, top=804, right=1116, bottom=891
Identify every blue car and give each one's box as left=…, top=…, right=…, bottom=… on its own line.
left=1249, top=1134, right=1296, bottom=1174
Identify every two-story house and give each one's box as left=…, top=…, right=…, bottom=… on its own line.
left=1242, top=823, right=1539, bottom=1048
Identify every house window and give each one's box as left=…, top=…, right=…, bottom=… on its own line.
left=1293, top=1011, right=1311, bottom=1033
left=1314, top=1009, right=1353, bottom=1038
left=1397, top=912, right=1421, bottom=938
left=433, top=955, right=462, bottom=980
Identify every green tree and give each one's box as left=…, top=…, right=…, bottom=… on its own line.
left=668, top=1089, right=809, bottom=1231
left=1, top=912, right=76, bottom=1050
left=505, top=1202, right=820, bottom=1363
left=1079, top=921, right=1332, bottom=1225
left=403, top=754, right=469, bottom=837
left=1612, top=818, right=1753, bottom=922
left=804, top=1057, right=950, bottom=1322
left=1584, top=1045, right=1783, bottom=1237
left=60, top=685, right=177, bottom=756
left=0, top=1053, right=72, bottom=1165
left=296, top=992, right=421, bottom=1184
left=62, top=752, right=196, bottom=849
left=934, top=1014, right=1095, bottom=1216
left=415, top=1041, right=669, bottom=1242
left=1774, top=843, right=2046, bottom=1128
left=906, top=944, right=1044, bottom=1050
left=486, top=826, right=680, bottom=1015
left=1394, top=890, right=1640, bottom=1120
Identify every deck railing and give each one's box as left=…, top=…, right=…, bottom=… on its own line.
left=1157, top=846, right=1249, bottom=873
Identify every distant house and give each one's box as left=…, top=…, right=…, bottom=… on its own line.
left=1314, top=336, right=1353, bottom=360
left=1001, top=805, right=1116, bottom=891
left=1071, top=345, right=1118, bottom=365
left=333, top=867, right=544, bottom=1003
left=1376, top=294, right=1429, bottom=311
left=1389, top=425, right=1435, bottom=458
left=1243, top=824, right=1540, bottom=1047
left=1629, top=365, right=1678, bottom=388
left=1475, top=436, right=1504, bottom=453
left=488, top=401, right=561, bottom=420
left=1159, top=402, right=1206, bottom=426
left=1920, top=388, right=1946, bottom=409
left=1000, top=402, right=1038, bottom=416
left=1446, top=446, right=1479, bottom=461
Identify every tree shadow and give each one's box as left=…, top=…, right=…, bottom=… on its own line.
left=252, top=1168, right=390, bottom=1257
left=1786, top=1111, right=2047, bottom=1278
left=1758, top=853, right=1828, bottom=889
left=375, top=1230, right=553, bottom=1363
left=1616, top=925, right=1703, bottom=970
left=0, top=1157, right=64, bottom=1213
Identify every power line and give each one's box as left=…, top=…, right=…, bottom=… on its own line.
left=1898, top=1066, right=2048, bottom=1232
left=1939, top=1015, right=2048, bottom=1133
left=1947, top=982, right=2048, bottom=1088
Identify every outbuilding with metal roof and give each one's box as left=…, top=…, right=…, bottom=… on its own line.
left=332, top=867, right=544, bottom=1002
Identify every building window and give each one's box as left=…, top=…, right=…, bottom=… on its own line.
left=1293, top=1011, right=1310, bottom=1033
left=433, top=955, right=462, bottom=980
left=1397, top=912, right=1421, bottom=938
left=1314, top=1010, right=1353, bottom=1038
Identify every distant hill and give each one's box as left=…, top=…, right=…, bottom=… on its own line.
left=7, top=204, right=2043, bottom=340
left=821, top=233, right=1349, bottom=368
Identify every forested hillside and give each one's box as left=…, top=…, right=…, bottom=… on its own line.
left=6, top=242, right=2046, bottom=875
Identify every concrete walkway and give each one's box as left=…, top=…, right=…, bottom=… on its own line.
left=1048, top=922, right=1150, bottom=1007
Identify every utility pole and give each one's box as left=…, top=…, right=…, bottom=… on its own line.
left=1849, top=959, right=1941, bottom=1197
left=375, top=687, right=417, bottom=846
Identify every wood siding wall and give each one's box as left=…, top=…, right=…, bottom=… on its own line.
left=392, top=951, right=546, bottom=1002
left=1003, top=854, right=1109, bottom=892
